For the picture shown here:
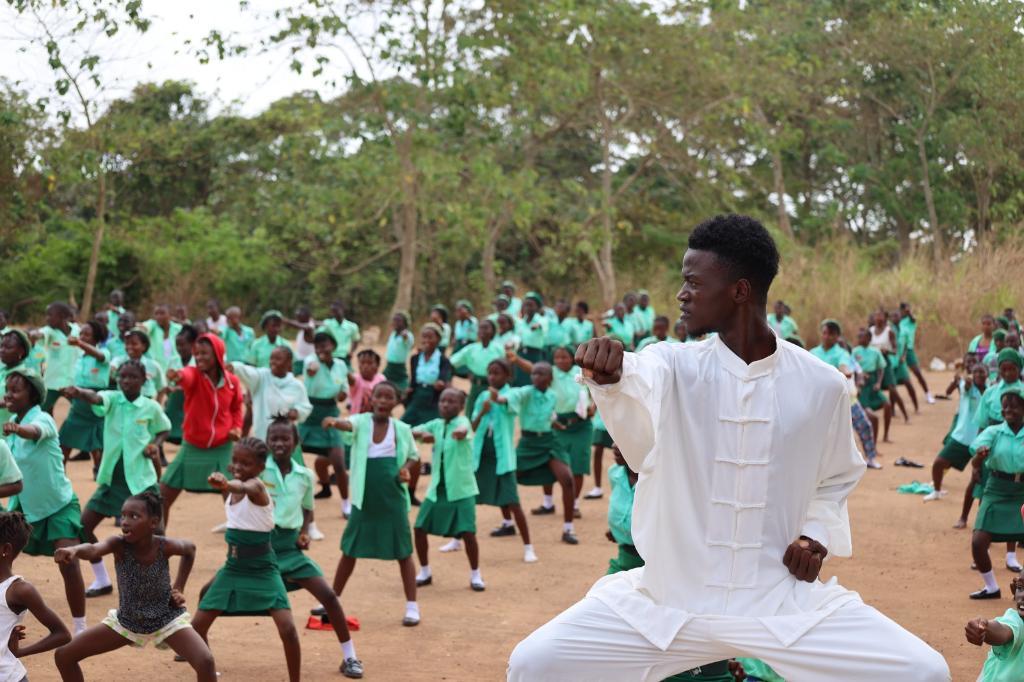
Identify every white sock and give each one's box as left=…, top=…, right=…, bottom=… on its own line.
left=72, top=616, right=87, bottom=634
left=982, top=570, right=999, bottom=592
left=501, top=519, right=515, bottom=528
left=417, top=565, right=432, bottom=581
left=563, top=522, right=574, bottom=533
left=342, top=499, right=352, bottom=515
left=405, top=601, right=420, bottom=617
left=470, top=568, right=482, bottom=583
left=341, top=639, right=356, bottom=660
left=542, top=494, right=554, bottom=507
left=89, top=560, right=111, bottom=588
left=1008, top=552, right=1021, bottom=568
left=573, top=499, right=580, bottom=510
left=524, top=543, right=535, bottom=553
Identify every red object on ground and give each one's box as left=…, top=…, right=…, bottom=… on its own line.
left=304, top=614, right=361, bottom=631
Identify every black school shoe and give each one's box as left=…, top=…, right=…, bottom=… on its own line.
left=531, top=504, right=555, bottom=515
left=410, top=495, right=422, bottom=507
left=68, top=451, right=90, bottom=462
left=561, top=531, right=579, bottom=545
left=969, top=588, right=1001, bottom=600
left=416, top=575, right=433, bottom=587
left=314, top=485, right=333, bottom=500
left=310, top=605, right=327, bottom=616
left=85, top=585, right=113, bottom=598
left=490, top=525, right=516, bottom=537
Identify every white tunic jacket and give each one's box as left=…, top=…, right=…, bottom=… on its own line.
left=583, top=334, right=866, bottom=650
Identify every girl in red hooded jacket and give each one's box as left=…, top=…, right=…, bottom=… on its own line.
left=161, top=333, right=244, bottom=528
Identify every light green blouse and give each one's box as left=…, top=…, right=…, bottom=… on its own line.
left=303, top=355, right=348, bottom=400
left=505, top=385, right=556, bottom=433
left=262, top=458, right=315, bottom=530
left=93, top=391, right=170, bottom=494
left=348, top=413, right=418, bottom=511
left=972, top=421, right=1024, bottom=473
left=471, top=387, right=515, bottom=475
left=449, top=341, right=504, bottom=379
left=414, top=416, right=478, bottom=503
left=8, top=406, right=73, bottom=522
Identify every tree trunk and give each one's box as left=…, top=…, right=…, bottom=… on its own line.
left=81, top=168, right=106, bottom=319
left=595, top=77, right=617, bottom=310
left=916, top=132, right=942, bottom=257
left=391, top=132, right=418, bottom=315
left=770, top=147, right=793, bottom=238
left=481, top=204, right=511, bottom=297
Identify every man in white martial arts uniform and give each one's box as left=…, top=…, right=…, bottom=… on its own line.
left=507, top=215, right=949, bottom=681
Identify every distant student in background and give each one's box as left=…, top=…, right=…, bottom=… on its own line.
left=501, top=281, right=522, bottom=318
left=247, top=310, right=291, bottom=369
left=171, top=305, right=191, bottom=327
left=635, top=316, right=677, bottom=352
left=489, top=294, right=511, bottom=323
left=402, top=324, right=452, bottom=504
left=0, top=330, right=30, bottom=424
left=319, top=301, right=361, bottom=366
left=603, top=302, right=634, bottom=351
left=870, top=309, right=910, bottom=425
left=514, top=293, right=548, bottom=387
left=543, top=300, right=572, bottom=361
left=852, top=327, right=892, bottom=445
left=430, top=305, right=452, bottom=355
left=891, top=310, right=920, bottom=413
left=546, top=346, right=593, bottom=520
left=229, top=347, right=312, bottom=454
left=383, top=312, right=415, bottom=391
left=449, top=318, right=504, bottom=412
left=970, top=314, right=998, bottom=360
left=299, top=332, right=350, bottom=512
left=899, top=302, right=934, bottom=403
left=924, top=363, right=987, bottom=503
left=568, top=301, right=594, bottom=351
left=348, top=349, right=386, bottom=417
left=284, top=305, right=317, bottom=376
left=205, top=299, right=227, bottom=335
left=452, top=300, right=478, bottom=367
left=634, top=290, right=655, bottom=342
left=674, top=319, right=689, bottom=343
left=767, top=300, right=799, bottom=341
left=220, top=306, right=254, bottom=364
left=143, top=304, right=182, bottom=372
left=103, top=289, right=125, bottom=331
left=164, top=325, right=200, bottom=450
left=110, top=329, right=165, bottom=400
left=59, top=320, right=110, bottom=466
left=39, top=302, right=79, bottom=414
left=494, top=313, right=519, bottom=351
left=105, top=310, right=134, bottom=363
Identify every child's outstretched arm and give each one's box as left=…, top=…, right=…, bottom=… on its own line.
left=505, top=348, right=532, bottom=373
left=965, top=616, right=1014, bottom=647
left=54, top=536, right=122, bottom=564
left=470, top=398, right=491, bottom=431
left=412, top=429, right=436, bottom=444
left=4, top=580, right=70, bottom=657
left=321, top=416, right=354, bottom=432
left=207, top=472, right=270, bottom=507
left=162, top=538, right=197, bottom=607
left=67, top=335, right=105, bottom=361
left=59, top=386, right=103, bottom=406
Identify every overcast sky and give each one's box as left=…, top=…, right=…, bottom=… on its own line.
left=0, top=0, right=356, bottom=123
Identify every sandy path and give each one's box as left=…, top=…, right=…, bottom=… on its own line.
left=18, top=370, right=990, bottom=680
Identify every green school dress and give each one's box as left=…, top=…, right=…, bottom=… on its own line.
left=414, top=417, right=478, bottom=537
left=341, top=414, right=417, bottom=559
left=471, top=388, right=519, bottom=507
left=40, top=324, right=79, bottom=391
left=592, top=408, right=614, bottom=448
left=513, top=315, right=548, bottom=386
left=263, top=459, right=323, bottom=591
left=450, top=340, right=504, bottom=410
left=977, top=608, right=1024, bottom=681
left=893, top=328, right=911, bottom=383
left=401, top=351, right=447, bottom=426
left=935, top=379, right=982, bottom=471
left=221, top=324, right=254, bottom=364
left=604, top=317, right=635, bottom=350
left=164, top=388, right=185, bottom=444
left=452, top=317, right=478, bottom=376
left=317, top=318, right=361, bottom=361
left=383, top=330, right=414, bottom=390
left=7, top=406, right=82, bottom=555
left=298, top=355, right=347, bottom=454
left=851, top=345, right=888, bottom=411
left=59, top=349, right=112, bottom=452
left=566, top=318, right=595, bottom=349
left=551, top=365, right=593, bottom=475
left=506, top=386, right=569, bottom=486
left=86, top=391, right=168, bottom=516
left=0, top=441, right=22, bottom=511
left=162, top=441, right=234, bottom=493
left=899, top=317, right=920, bottom=367
left=972, top=422, right=1024, bottom=541
left=199, top=495, right=290, bottom=615
left=143, top=319, right=183, bottom=371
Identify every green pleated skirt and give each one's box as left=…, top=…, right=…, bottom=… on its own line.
left=58, top=396, right=105, bottom=452
left=164, top=390, right=185, bottom=445
left=880, top=354, right=896, bottom=389
left=516, top=432, right=569, bottom=486
left=974, top=466, right=989, bottom=500
left=401, top=384, right=439, bottom=426
left=607, top=543, right=644, bottom=575
left=858, top=383, right=888, bottom=411
left=894, top=359, right=911, bottom=383
left=271, top=526, right=323, bottom=591
left=341, top=457, right=412, bottom=560
left=161, top=440, right=233, bottom=492
left=592, top=428, right=614, bottom=448
left=513, top=347, right=544, bottom=387
left=975, top=474, right=1024, bottom=541
left=383, top=361, right=409, bottom=391
left=415, top=484, right=476, bottom=538
left=937, top=439, right=972, bottom=471
left=199, top=529, right=290, bottom=615
left=299, top=398, right=342, bottom=452
left=87, top=456, right=160, bottom=517
left=475, top=434, right=519, bottom=507
left=9, top=494, right=83, bottom=557
left=467, top=375, right=488, bottom=417
left=555, top=413, right=593, bottom=475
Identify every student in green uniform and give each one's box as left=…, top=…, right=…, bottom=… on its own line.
left=489, top=294, right=511, bottom=323
left=143, top=305, right=182, bottom=372
left=870, top=309, right=910, bottom=424
left=634, top=290, right=656, bottom=342
left=501, top=281, right=522, bottom=318
left=976, top=349, right=1023, bottom=430
left=2, top=369, right=87, bottom=634
left=970, top=314, right=998, bottom=359
left=318, top=301, right=361, bottom=366
left=321, top=382, right=421, bottom=627
left=430, top=305, right=452, bottom=355
left=382, top=312, right=414, bottom=390
left=926, top=364, right=987, bottom=503
left=0, top=436, right=23, bottom=508
left=767, top=300, right=799, bottom=341
left=567, top=301, right=595, bottom=351
left=190, top=438, right=300, bottom=682
left=494, top=313, right=519, bottom=351
left=899, top=302, right=933, bottom=403
left=61, top=360, right=169, bottom=600
left=412, top=389, right=485, bottom=591
left=39, top=301, right=79, bottom=414
left=540, top=346, right=593, bottom=520
left=59, top=320, right=110, bottom=466
left=675, top=319, right=689, bottom=343
left=809, top=319, right=853, bottom=371
left=300, top=332, right=349, bottom=507
left=471, top=360, right=536, bottom=563
left=104, top=310, right=133, bottom=365
left=635, top=316, right=679, bottom=352
left=220, top=306, right=254, bottom=364
left=969, top=385, right=1024, bottom=599
left=543, top=300, right=572, bottom=360
left=496, top=355, right=578, bottom=545
left=102, top=289, right=125, bottom=332
left=852, top=327, right=892, bottom=445
left=401, top=323, right=453, bottom=505
left=111, top=329, right=165, bottom=400
left=164, top=325, right=199, bottom=448
left=0, top=330, right=31, bottom=425
left=263, top=418, right=363, bottom=679
left=452, top=300, right=478, bottom=370
left=513, top=293, right=548, bottom=387
left=603, top=302, right=635, bottom=351
left=247, top=310, right=291, bottom=368
left=449, top=318, right=504, bottom=411
left=584, top=406, right=614, bottom=501
left=966, top=575, right=1024, bottom=680
left=621, top=292, right=643, bottom=346
left=891, top=310, right=920, bottom=413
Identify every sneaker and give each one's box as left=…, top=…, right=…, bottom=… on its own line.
left=210, top=522, right=227, bottom=534
left=85, top=584, right=113, bottom=598
left=341, top=658, right=364, bottom=679
left=1008, top=562, right=1023, bottom=574
left=308, top=523, right=325, bottom=541
left=439, top=538, right=462, bottom=552
left=314, top=485, right=333, bottom=500
left=402, top=610, right=420, bottom=627
left=866, top=460, right=882, bottom=470
left=970, top=588, right=1001, bottom=600
left=523, top=547, right=539, bottom=563
left=561, top=531, right=579, bottom=545
left=470, top=578, right=486, bottom=592
left=926, top=392, right=936, bottom=404
left=531, top=505, right=556, bottom=516
left=583, top=487, right=603, bottom=500
left=490, top=525, right=516, bottom=537
left=416, top=575, right=433, bottom=587
left=922, top=490, right=947, bottom=502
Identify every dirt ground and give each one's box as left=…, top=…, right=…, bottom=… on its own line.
left=19, top=369, right=992, bottom=681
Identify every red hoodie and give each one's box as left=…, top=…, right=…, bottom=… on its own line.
left=177, top=333, right=244, bottom=449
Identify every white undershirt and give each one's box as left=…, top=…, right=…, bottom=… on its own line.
left=367, top=419, right=397, bottom=459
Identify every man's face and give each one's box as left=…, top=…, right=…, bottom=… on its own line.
left=154, top=306, right=170, bottom=326
left=820, top=326, right=838, bottom=349
left=676, top=249, right=735, bottom=338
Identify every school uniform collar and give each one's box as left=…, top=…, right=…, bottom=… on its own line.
left=15, top=404, right=42, bottom=424
left=996, top=422, right=1024, bottom=440
left=713, top=333, right=779, bottom=380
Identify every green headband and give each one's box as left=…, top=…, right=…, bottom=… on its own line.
left=525, top=291, right=543, bottom=306
left=997, top=347, right=1023, bottom=369
left=456, top=299, right=474, bottom=314
left=5, top=368, right=45, bottom=405
left=260, top=310, right=283, bottom=328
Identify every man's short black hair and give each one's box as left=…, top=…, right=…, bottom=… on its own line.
left=687, top=215, right=779, bottom=302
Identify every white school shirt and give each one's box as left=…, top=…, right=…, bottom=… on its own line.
left=224, top=489, right=275, bottom=532
left=583, top=335, right=865, bottom=651
left=206, top=315, right=228, bottom=334
left=230, top=364, right=313, bottom=441
left=293, top=319, right=317, bottom=361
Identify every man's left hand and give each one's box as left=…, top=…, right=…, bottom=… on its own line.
left=783, top=536, right=828, bottom=582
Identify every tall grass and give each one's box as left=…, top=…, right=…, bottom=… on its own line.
left=621, top=237, right=1024, bottom=362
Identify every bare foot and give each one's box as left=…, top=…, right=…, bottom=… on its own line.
left=954, top=518, right=967, bottom=529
